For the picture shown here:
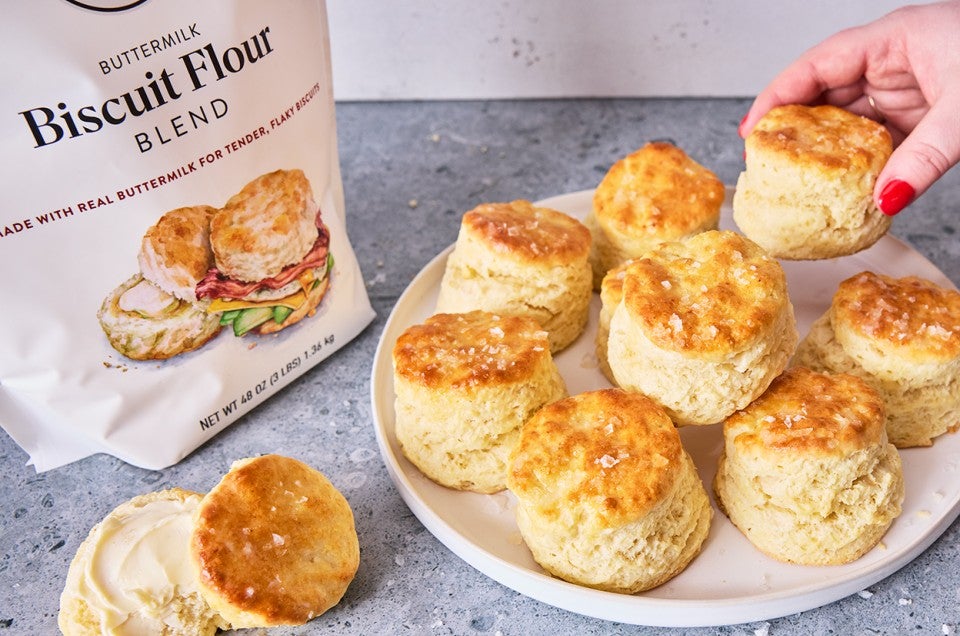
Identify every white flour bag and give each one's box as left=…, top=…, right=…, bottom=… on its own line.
left=1, top=1, right=374, bottom=471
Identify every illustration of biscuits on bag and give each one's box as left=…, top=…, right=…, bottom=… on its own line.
left=98, top=205, right=223, bottom=361
left=98, top=169, right=334, bottom=360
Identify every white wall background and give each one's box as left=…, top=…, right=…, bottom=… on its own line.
left=327, top=1, right=910, bottom=100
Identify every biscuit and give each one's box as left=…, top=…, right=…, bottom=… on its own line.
left=435, top=200, right=592, bottom=353
left=733, top=104, right=893, bottom=259
left=714, top=367, right=904, bottom=565
left=211, top=169, right=319, bottom=282
left=596, top=258, right=634, bottom=384
left=585, top=142, right=724, bottom=289
left=607, top=230, right=797, bottom=425
left=59, top=488, right=228, bottom=636
left=138, top=205, right=217, bottom=302
left=794, top=271, right=960, bottom=447
left=98, top=273, right=222, bottom=360
left=190, top=455, right=359, bottom=628
left=393, top=310, right=566, bottom=493
left=506, top=388, right=712, bottom=593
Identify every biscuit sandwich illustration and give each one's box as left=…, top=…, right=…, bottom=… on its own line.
left=195, top=169, right=333, bottom=337
left=99, top=169, right=333, bottom=360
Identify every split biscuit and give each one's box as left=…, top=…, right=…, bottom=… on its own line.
left=794, top=271, right=960, bottom=447
left=585, top=141, right=724, bottom=289
left=435, top=200, right=592, bottom=353
left=733, top=104, right=893, bottom=259
left=393, top=310, right=566, bottom=493
left=507, top=388, right=712, bottom=593
left=714, top=367, right=904, bottom=565
left=190, top=455, right=359, bottom=628
left=607, top=230, right=797, bottom=425
left=59, top=488, right=228, bottom=636
left=99, top=205, right=222, bottom=360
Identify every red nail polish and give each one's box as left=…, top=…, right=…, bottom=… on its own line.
left=877, top=179, right=915, bottom=216
left=738, top=114, right=748, bottom=137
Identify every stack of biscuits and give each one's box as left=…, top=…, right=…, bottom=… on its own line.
left=388, top=108, right=950, bottom=593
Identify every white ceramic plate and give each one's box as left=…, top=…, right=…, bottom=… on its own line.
left=370, top=189, right=960, bottom=627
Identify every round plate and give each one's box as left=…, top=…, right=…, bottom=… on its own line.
left=370, top=189, right=960, bottom=627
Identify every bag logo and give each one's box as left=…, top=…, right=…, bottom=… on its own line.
left=64, top=0, right=148, bottom=12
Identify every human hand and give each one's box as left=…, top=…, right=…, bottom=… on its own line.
left=738, top=1, right=960, bottom=215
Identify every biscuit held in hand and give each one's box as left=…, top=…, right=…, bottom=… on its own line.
left=739, top=2, right=960, bottom=215
left=733, top=104, right=892, bottom=259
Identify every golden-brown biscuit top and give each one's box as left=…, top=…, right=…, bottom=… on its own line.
left=211, top=169, right=318, bottom=281
left=191, top=455, right=359, bottom=627
left=139, top=205, right=216, bottom=293
left=460, top=200, right=591, bottom=265
left=724, top=367, right=886, bottom=456
left=592, top=142, right=724, bottom=239
left=622, top=230, right=788, bottom=358
left=507, top=389, right=683, bottom=529
left=393, top=311, right=552, bottom=390
left=746, top=104, right=892, bottom=176
left=832, top=271, right=960, bottom=362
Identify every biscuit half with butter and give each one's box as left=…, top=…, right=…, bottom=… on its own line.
left=393, top=310, right=566, bottom=493
left=58, top=488, right=228, bottom=636
left=98, top=205, right=222, bottom=360
left=714, top=367, right=904, bottom=565
left=607, top=230, right=797, bottom=425
left=794, top=271, right=960, bottom=447
left=190, top=454, right=360, bottom=628
left=435, top=200, right=592, bottom=353
left=507, top=388, right=712, bottom=593
left=733, top=104, right=893, bottom=259
left=585, top=142, right=724, bottom=289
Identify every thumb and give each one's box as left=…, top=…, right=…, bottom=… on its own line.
left=876, top=99, right=960, bottom=216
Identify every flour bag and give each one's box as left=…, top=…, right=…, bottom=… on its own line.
left=1, top=0, right=374, bottom=471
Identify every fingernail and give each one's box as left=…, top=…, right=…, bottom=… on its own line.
left=877, top=179, right=915, bottom=216
left=738, top=114, right=748, bottom=137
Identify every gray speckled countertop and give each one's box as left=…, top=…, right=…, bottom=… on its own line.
left=3, top=98, right=959, bottom=635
